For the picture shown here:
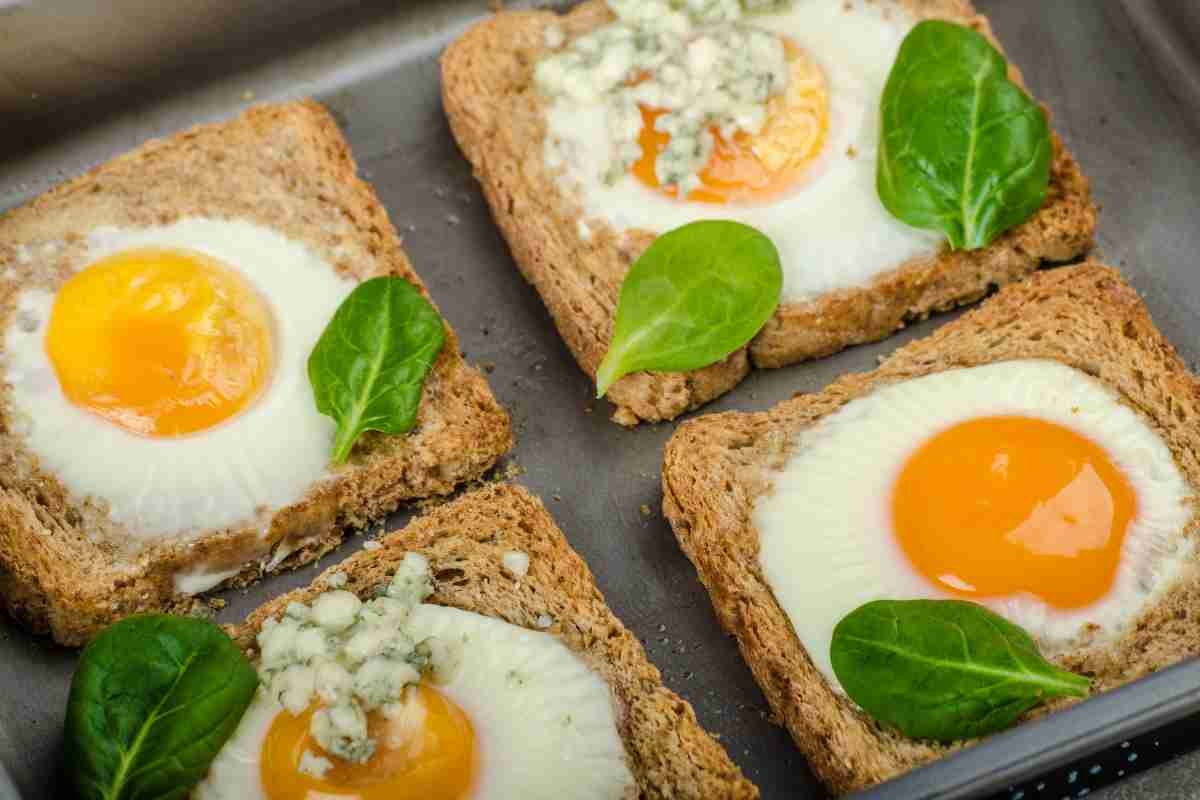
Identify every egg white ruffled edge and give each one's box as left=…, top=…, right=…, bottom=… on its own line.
left=754, top=359, right=1197, bottom=687
left=194, top=604, right=636, bottom=800
left=2, top=218, right=355, bottom=540
left=539, top=0, right=945, bottom=302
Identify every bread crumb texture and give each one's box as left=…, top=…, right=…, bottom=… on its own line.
left=0, top=100, right=512, bottom=646
left=232, top=483, right=759, bottom=799
left=663, top=263, right=1200, bottom=794
left=441, top=0, right=1095, bottom=426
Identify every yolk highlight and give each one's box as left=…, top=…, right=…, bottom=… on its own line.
left=632, top=41, right=829, bottom=204
left=45, top=248, right=274, bottom=437
left=261, top=684, right=478, bottom=800
left=891, top=416, right=1137, bottom=609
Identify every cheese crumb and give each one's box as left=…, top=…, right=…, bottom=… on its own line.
left=363, top=540, right=382, bottom=551
left=502, top=550, right=530, bottom=578
left=311, top=590, right=361, bottom=630
left=257, top=553, right=439, bottom=766
left=298, top=750, right=333, bottom=779
left=536, top=614, right=554, bottom=629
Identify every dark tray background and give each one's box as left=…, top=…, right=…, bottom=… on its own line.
left=1, top=1, right=1199, bottom=798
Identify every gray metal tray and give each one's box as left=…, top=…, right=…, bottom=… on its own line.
left=2, top=1, right=1199, bottom=798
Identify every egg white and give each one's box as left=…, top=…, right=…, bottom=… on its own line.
left=754, top=359, right=1195, bottom=686
left=543, top=0, right=944, bottom=302
left=196, top=604, right=635, bottom=800
left=3, top=218, right=355, bottom=539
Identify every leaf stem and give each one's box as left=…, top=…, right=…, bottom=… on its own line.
left=104, top=650, right=199, bottom=800
left=843, top=634, right=1089, bottom=697
left=331, top=424, right=359, bottom=464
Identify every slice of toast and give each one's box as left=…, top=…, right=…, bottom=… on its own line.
left=0, top=100, right=513, bottom=646
left=441, top=0, right=1095, bottom=426
left=227, top=482, right=759, bottom=799
left=661, top=263, right=1200, bottom=793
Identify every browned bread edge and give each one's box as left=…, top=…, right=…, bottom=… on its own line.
left=228, top=483, right=759, bottom=800
left=440, top=0, right=1096, bottom=426
left=0, top=100, right=513, bottom=646
left=662, top=263, right=1200, bottom=793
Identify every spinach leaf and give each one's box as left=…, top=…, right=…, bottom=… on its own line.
left=65, top=614, right=258, bottom=800
left=595, top=220, right=781, bottom=397
left=877, top=20, right=1052, bottom=250
left=308, top=276, right=445, bottom=463
left=831, top=599, right=1089, bottom=742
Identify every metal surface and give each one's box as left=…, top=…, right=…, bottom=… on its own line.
left=861, top=655, right=1200, bottom=799
left=1, top=1, right=1199, bottom=798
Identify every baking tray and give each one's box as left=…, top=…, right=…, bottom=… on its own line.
left=2, top=1, right=1199, bottom=798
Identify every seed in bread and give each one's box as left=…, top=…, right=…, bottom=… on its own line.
left=662, top=263, right=1200, bottom=793
left=0, top=100, right=513, bottom=646
left=441, top=0, right=1095, bottom=425
left=225, top=483, right=759, bottom=800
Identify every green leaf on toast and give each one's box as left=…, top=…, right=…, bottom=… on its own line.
left=64, top=614, right=258, bottom=800
left=831, top=599, right=1090, bottom=742
left=308, top=276, right=445, bottom=463
left=595, top=220, right=782, bottom=397
left=877, top=20, right=1052, bottom=250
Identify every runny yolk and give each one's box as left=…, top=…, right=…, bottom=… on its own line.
left=632, top=41, right=829, bottom=204
left=891, top=416, right=1138, bottom=609
left=44, top=247, right=274, bottom=437
left=261, top=684, right=478, bottom=800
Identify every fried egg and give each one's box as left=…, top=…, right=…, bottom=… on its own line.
left=754, top=360, right=1195, bottom=685
left=196, top=605, right=635, bottom=799
left=4, top=218, right=355, bottom=537
left=541, top=0, right=944, bottom=302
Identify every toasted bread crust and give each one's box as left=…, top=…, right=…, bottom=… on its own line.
left=662, top=263, right=1200, bottom=793
left=229, top=483, right=759, bottom=800
left=441, top=0, right=1095, bottom=425
left=0, top=100, right=513, bottom=646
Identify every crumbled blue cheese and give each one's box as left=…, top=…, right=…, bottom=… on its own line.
left=256, top=552, right=449, bottom=764
left=421, top=635, right=462, bottom=683
left=298, top=750, right=333, bottom=779
left=310, top=590, right=361, bottom=630
left=314, top=660, right=354, bottom=705
left=388, top=552, right=434, bottom=607
left=312, top=702, right=372, bottom=763
left=536, top=0, right=792, bottom=194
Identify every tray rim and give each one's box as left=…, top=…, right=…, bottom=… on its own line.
left=857, top=656, right=1200, bottom=797
left=3, top=1, right=1200, bottom=798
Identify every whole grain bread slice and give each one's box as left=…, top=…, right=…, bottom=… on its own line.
left=0, top=100, right=513, bottom=646
left=227, top=482, right=758, bottom=799
left=441, top=0, right=1095, bottom=426
left=661, top=263, right=1200, bottom=793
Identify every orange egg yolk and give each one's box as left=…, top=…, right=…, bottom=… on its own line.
left=891, top=416, right=1138, bottom=609
left=44, top=247, right=274, bottom=438
left=632, top=41, right=829, bottom=204
left=261, top=685, right=478, bottom=800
